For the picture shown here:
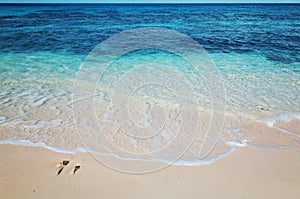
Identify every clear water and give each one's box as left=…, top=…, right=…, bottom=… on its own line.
left=0, top=4, right=299, bottom=168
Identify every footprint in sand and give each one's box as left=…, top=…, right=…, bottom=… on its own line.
left=56, top=160, right=81, bottom=176
left=56, top=160, right=70, bottom=175
left=72, top=165, right=81, bottom=175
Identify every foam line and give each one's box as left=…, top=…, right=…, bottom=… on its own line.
left=0, top=139, right=249, bottom=166
left=0, top=139, right=88, bottom=154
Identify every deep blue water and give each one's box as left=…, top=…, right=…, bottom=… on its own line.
left=0, top=3, right=299, bottom=117
left=0, top=4, right=299, bottom=64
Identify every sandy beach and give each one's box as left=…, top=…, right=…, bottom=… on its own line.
left=1, top=144, right=299, bottom=199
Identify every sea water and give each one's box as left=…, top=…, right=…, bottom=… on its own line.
left=0, top=3, right=299, bottom=168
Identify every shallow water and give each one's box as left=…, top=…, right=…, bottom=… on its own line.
left=0, top=4, right=299, bottom=170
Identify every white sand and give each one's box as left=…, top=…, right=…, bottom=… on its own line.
left=1, top=144, right=300, bottom=199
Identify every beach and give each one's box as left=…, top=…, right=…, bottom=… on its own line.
left=1, top=116, right=300, bottom=198
left=1, top=144, right=300, bottom=199
left=0, top=3, right=299, bottom=198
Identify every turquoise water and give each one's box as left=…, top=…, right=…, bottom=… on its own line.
left=0, top=4, right=299, bottom=169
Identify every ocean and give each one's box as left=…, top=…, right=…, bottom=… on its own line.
left=0, top=3, right=299, bottom=172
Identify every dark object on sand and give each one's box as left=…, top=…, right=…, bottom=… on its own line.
left=73, top=165, right=80, bottom=175
left=62, top=160, right=69, bottom=166
left=57, top=167, right=64, bottom=175
left=57, top=160, right=70, bottom=175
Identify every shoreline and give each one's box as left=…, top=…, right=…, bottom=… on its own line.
left=1, top=118, right=299, bottom=168
left=0, top=138, right=246, bottom=167
left=0, top=118, right=299, bottom=168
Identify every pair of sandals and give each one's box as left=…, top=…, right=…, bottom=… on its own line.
left=57, top=160, right=80, bottom=175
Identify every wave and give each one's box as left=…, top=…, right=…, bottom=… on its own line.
left=261, top=111, right=300, bottom=127
left=0, top=138, right=249, bottom=166
left=0, top=139, right=88, bottom=154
